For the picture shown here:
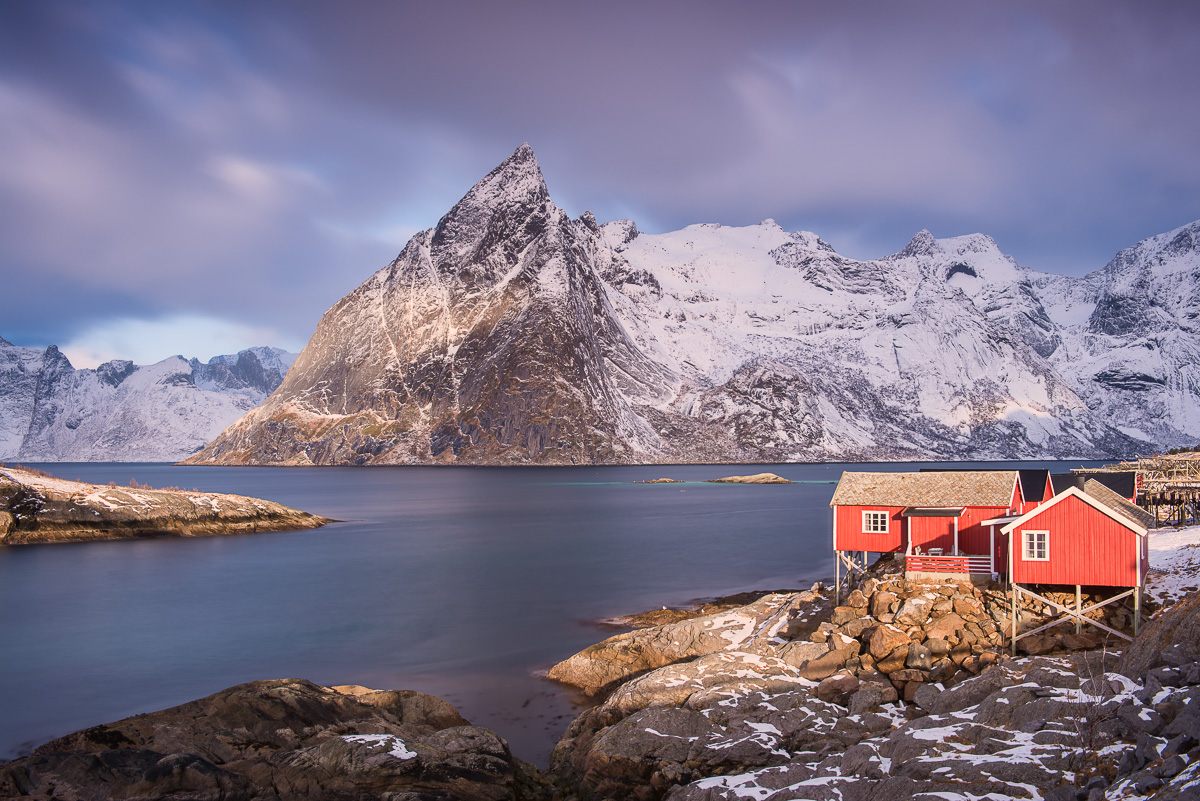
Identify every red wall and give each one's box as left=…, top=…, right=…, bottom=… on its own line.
left=833, top=505, right=905, bottom=553
left=909, top=517, right=954, bottom=552
left=957, top=506, right=1011, bottom=555
left=1010, top=494, right=1141, bottom=587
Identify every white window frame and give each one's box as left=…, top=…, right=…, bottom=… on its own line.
left=1022, top=530, right=1049, bottom=561
left=862, top=510, right=889, bottom=534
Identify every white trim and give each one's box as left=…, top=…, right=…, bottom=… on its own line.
left=1000, top=486, right=1147, bottom=537
left=832, top=505, right=838, bottom=551
left=862, top=510, right=889, bottom=534
left=1022, top=529, right=1050, bottom=561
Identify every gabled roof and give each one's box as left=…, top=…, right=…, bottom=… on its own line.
left=1017, top=469, right=1051, bottom=503
left=831, top=471, right=1018, bottom=508
left=1049, top=473, right=1077, bottom=495
left=1083, top=479, right=1155, bottom=529
left=1051, top=471, right=1136, bottom=499
left=1000, top=486, right=1147, bottom=537
left=920, top=467, right=1049, bottom=503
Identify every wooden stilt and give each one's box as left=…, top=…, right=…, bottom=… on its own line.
left=1010, top=585, right=1136, bottom=644
left=1010, top=583, right=1018, bottom=656
left=835, top=553, right=840, bottom=606
left=1075, top=585, right=1081, bottom=635
left=1134, top=588, right=1141, bottom=635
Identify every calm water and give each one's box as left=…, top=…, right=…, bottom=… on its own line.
left=0, top=460, right=1098, bottom=765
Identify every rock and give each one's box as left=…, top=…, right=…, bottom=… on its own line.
left=0, top=466, right=329, bottom=546
left=797, top=649, right=852, bottom=681
left=868, top=624, right=910, bottom=661
left=893, top=596, right=933, bottom=627
left=1118, top=594, right=1200, bottom=679
left=830, top=605, right=860, bottom=626
left=547, top=591, right=814, bottom=695
left=599, top=651, right=809, bottom=719
left=906, top=642, right=933, bottom=671
left=835, top=617, right=874, bottom=639
left=924, top=612, right=967, bottom=642
left=0, top=679, right=528, bottom=801
left=848, top=685, right=886, bottom=714
left=704, top=473, right=793, bottom=484
left=816, top=673, right=860, bottom=705
left=779, top=640, right=830, bottom=668
left=953, top=595, right=988, bottom=620
left=872, top=591, right=898, bottom=618
left=846, top=590, right=869, bottom=609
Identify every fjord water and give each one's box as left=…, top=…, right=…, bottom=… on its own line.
left=0, top=460, right=1095, bottom=765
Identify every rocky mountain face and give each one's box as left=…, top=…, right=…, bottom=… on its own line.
left=190, top=145, right=1199, bottom=465
left=0, top=340, right=294, bottom=462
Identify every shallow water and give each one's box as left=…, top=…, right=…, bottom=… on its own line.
left=0, top=459, right=1098, bottom=765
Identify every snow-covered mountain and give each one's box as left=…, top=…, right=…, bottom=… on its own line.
left=0, top=341, right=295, bottom=462
left=189, top=145, right=1197, bottom=465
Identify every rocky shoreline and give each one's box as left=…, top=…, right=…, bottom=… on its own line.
left=0, top=466, right=330, bottom=545
left=5, top=570, right=1198, bottom=800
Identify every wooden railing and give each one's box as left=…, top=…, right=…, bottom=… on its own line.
left=905, top=554, right=993, bottom=575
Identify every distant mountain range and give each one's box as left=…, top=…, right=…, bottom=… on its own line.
left=184, top=145, right=1200, bottom=465
left=0, top=343, right=295, bottom=462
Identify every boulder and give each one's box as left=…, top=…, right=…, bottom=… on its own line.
left=868, top=624, right=910, bottom=661
left=924, top=612, right=967, bottom=642
left=893, top=596, right=934, bottom=627
left=547, top=591, right=814, bottom=695
left=872, top=591, right=899, bottom=618
left=816, top=673, right=860, bottom=705
left=0, top=679, right=528, bottom=801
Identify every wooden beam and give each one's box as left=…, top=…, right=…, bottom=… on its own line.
left=1010, top=585, right=1135, bottom=643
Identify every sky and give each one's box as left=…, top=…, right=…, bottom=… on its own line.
left=2, top=1, right=1199, bottom=368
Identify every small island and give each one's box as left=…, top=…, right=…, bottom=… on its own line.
left=0, top=465, right=330, bottom=545
left=705, top=472, right=794, bottom=484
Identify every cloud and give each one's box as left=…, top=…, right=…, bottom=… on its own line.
left=59, top=314, right=306, bottom=369
left=1, top=0, right=1199, bottom=355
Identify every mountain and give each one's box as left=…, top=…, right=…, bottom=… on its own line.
left=0, top=342, right=296, bottom=462
left=189, top=145, right=1197, bottom=465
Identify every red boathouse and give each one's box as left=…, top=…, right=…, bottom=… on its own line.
left=829, top=471, right=1026, bottom=585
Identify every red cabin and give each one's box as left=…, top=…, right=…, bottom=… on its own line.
left=1000, top=486, right=1149, bottom=588
left=830, top=471, right=1025, bottom=578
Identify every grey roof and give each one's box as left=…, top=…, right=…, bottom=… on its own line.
left=1083, top=479, right=1155, bottom=529
left=830, top=471, right=1018, bottom=508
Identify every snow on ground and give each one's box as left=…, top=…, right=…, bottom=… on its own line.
left=1146, top=524, right=1200, bottom=605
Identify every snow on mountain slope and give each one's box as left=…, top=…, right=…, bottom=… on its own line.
left=1038, top=220, right=1200, bottom=444
left=0, top=343, right=296, bottom=462
left=190, top=145, right=1177, bottom=466
left=603, top=220, right=1138, bottom=461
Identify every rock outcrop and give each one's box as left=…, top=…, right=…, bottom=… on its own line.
left=0, top=466, right=328, bottom=545
left=546, top=569, right=1199, bottom=800
left=704, top=473, right=794, bottom=484
left=547, top=591, right=820, bottom=697
left=0, top=679, right=548, bottom=801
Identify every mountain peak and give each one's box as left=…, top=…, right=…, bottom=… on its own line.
left=898, top=229, right=939, bottom=258
left=429, top=144, right=552, bottom=263
left=474, top=143, right=547, bottom=203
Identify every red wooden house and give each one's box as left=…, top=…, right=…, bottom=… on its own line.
left=1001, top=486, right=1149, bottom=587
left=998, top=484, right=1151, bottom=642
left=830, top=470, right=1026, bottom=580
left=831, top=469, right=1155, bottom=642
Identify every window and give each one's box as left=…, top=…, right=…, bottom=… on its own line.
left=862, top=510, right=889, bottom=533
left=1022, top=530, right=1049, bottom=561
